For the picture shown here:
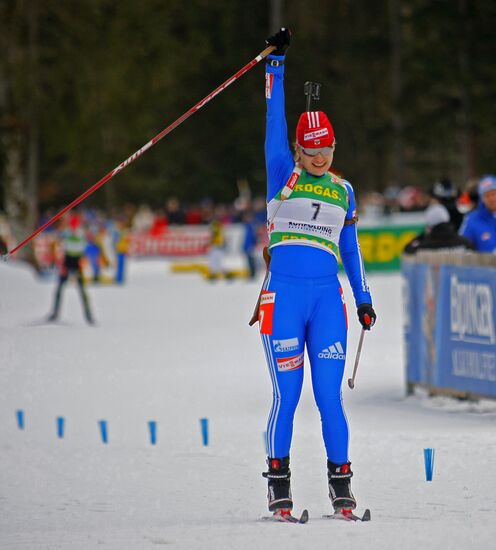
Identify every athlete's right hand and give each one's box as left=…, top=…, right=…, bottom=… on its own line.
left=266, top=27, right=291, bottom=56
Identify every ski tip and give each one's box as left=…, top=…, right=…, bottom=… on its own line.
left=299, top=509, right=309, bottom=524
left=261, top=509, right=309, bottom=524
left=322, top=508, right=371, bottom=522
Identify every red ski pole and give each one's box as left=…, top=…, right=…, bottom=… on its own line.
left=3, top=45, right=276, bottom=260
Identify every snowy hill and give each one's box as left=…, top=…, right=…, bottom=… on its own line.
left=1, top=260, right=495, bottom=549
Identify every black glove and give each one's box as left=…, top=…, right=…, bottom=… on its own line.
left=357, top=304, right=376, bottom=330
left=266, top=27, right=291, bottom=56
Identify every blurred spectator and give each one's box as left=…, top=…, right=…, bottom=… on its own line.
left=396, top=185, right=429, bottom=212
left=403, top=204, right=475, bottom=254
left=0, top=235, right=7, bottom=255
left=184, top=203, right=203, bottom=224
left=132, top=204, right=155, bottom=233
left=242, top=210, right=258, bottom=279
left=48, top=214, right=95, bottom=324
left=383, top=184, right=401, bottom=215
left=430, top=178, right=463, bottom=230
left=0, top=214, right=13, bottom=254
left=113, top=220, right=130, bottom=284
left=165, top=197, right=185, bottom=225
left=457, top=179, right=479, bottom=215
left=150, top=209, right=168, bottom=236
left=252, top=196, right=267, bottom=225
left=361, top=191, right=385, bottom=219
left=459, top=175, right=496, bottom=252
left=85, top=230, right=102, bottom=282
left=85, top=223, right=112, bottom=283
left=208, top=218, right=227, bottom=280
left=200, top=198, right=215, bottom=224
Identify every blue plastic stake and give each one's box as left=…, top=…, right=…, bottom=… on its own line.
left=424, top=448, right=435, bottom=481
left=200, top=418, right=209, bottom=446
left=98, top=420, right=108, bottom=444
left=57, top=417, right=65, bottom=439
left=148, top=420, right=157, bottom=445
left=16, top=410, right=24, bottom=430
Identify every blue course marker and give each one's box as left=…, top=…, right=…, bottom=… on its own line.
left=148, top=420, right=157, bottom=445
left=98, top=420, right=108, bottom=444
left=200, top=418, right=209, bottom=446
left=424, top=448, right=435, bottom=481
left=57, top=417, right=65, bottom=439
left=16, top=410, right=24, bottom=430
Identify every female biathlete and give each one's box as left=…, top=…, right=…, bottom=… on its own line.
left=258, top=28, right=377, bottom=519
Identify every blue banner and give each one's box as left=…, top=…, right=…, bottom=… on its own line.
left=402, top=262, right=440, bottom=387
left=403, top=261, right=496, bottom=399
left=435, top=266, right=496, bottom=397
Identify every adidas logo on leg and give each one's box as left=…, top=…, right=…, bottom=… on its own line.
left=318, top=341, right=345, bottom=360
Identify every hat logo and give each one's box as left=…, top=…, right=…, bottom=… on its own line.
left=304, top=128, right=329, bottom=141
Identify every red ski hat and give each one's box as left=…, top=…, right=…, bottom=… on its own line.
left=296, top=111, right=335, bottom=148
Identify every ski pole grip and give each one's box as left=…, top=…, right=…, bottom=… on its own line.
left=364, top=313, right=371, bottom=327
left=260, top=45, right=277, bottom=59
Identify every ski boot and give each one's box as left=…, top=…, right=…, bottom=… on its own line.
left=262, top=456, right=293, bottom=513
left=327, top=460, right=357, bottom=512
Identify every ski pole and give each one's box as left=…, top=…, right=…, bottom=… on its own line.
left=3, top=45, right=276, bottom=260
left=347, top=328, right=366, bottom=390
left=303, top=81, right=321, bottom=112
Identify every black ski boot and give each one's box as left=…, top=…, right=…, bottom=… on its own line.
left=262, top=456, right=293, bottom=512
left=327, top=460, right=357, bottom=511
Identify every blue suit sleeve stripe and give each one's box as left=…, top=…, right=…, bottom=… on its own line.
left=340, top=225, right=371, bottom=306
left=339, top=181, right=372, bottom=306
left=343, top=180, right=356, bottom=220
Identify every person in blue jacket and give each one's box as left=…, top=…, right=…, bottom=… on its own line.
left=257, top=28, right=377, bottom=518
left=459, top=175, right=496, bottom=252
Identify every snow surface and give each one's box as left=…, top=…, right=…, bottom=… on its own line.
left=1, top=259, right=496, bottom=550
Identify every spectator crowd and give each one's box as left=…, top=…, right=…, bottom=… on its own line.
left=1, top=175, right=495, bottom=277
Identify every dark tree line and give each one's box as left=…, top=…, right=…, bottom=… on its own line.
left=1, top=0, right=495, bottom=241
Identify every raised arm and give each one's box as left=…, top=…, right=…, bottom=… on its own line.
left=264, top=28, right=294, bottom=201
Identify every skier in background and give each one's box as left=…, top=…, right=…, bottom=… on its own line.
left=257, top=28, right=376, bottom=520
left=47, top=214, right=95, bottom=325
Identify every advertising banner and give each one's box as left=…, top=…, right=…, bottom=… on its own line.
left=32, top=222, right=424, bottom=271
left=404, top=258, right=496, bottom=399
left=434, top=266, right=496, bottom=398
left=358, top=225, right=423, bottom=271
left=402, top=261, right=439, bottom=387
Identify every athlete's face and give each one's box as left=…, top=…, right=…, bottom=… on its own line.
left=481, top=189, right=496, bottom=213
left=298, top=145, right=334, bottom=176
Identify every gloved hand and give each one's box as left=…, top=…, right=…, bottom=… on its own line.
left=357, top=304, right=376, bottom=330
left=266, top=27, right=291, bottom=56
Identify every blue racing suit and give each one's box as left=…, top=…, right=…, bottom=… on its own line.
left=261, top=55, right=372, bottom=465
left=459, top=203, right=496, bottom=252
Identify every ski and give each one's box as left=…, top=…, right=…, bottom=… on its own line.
left=323, top=508, right=371, bottom=522
left=262, top=509, right=309, bottom=524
